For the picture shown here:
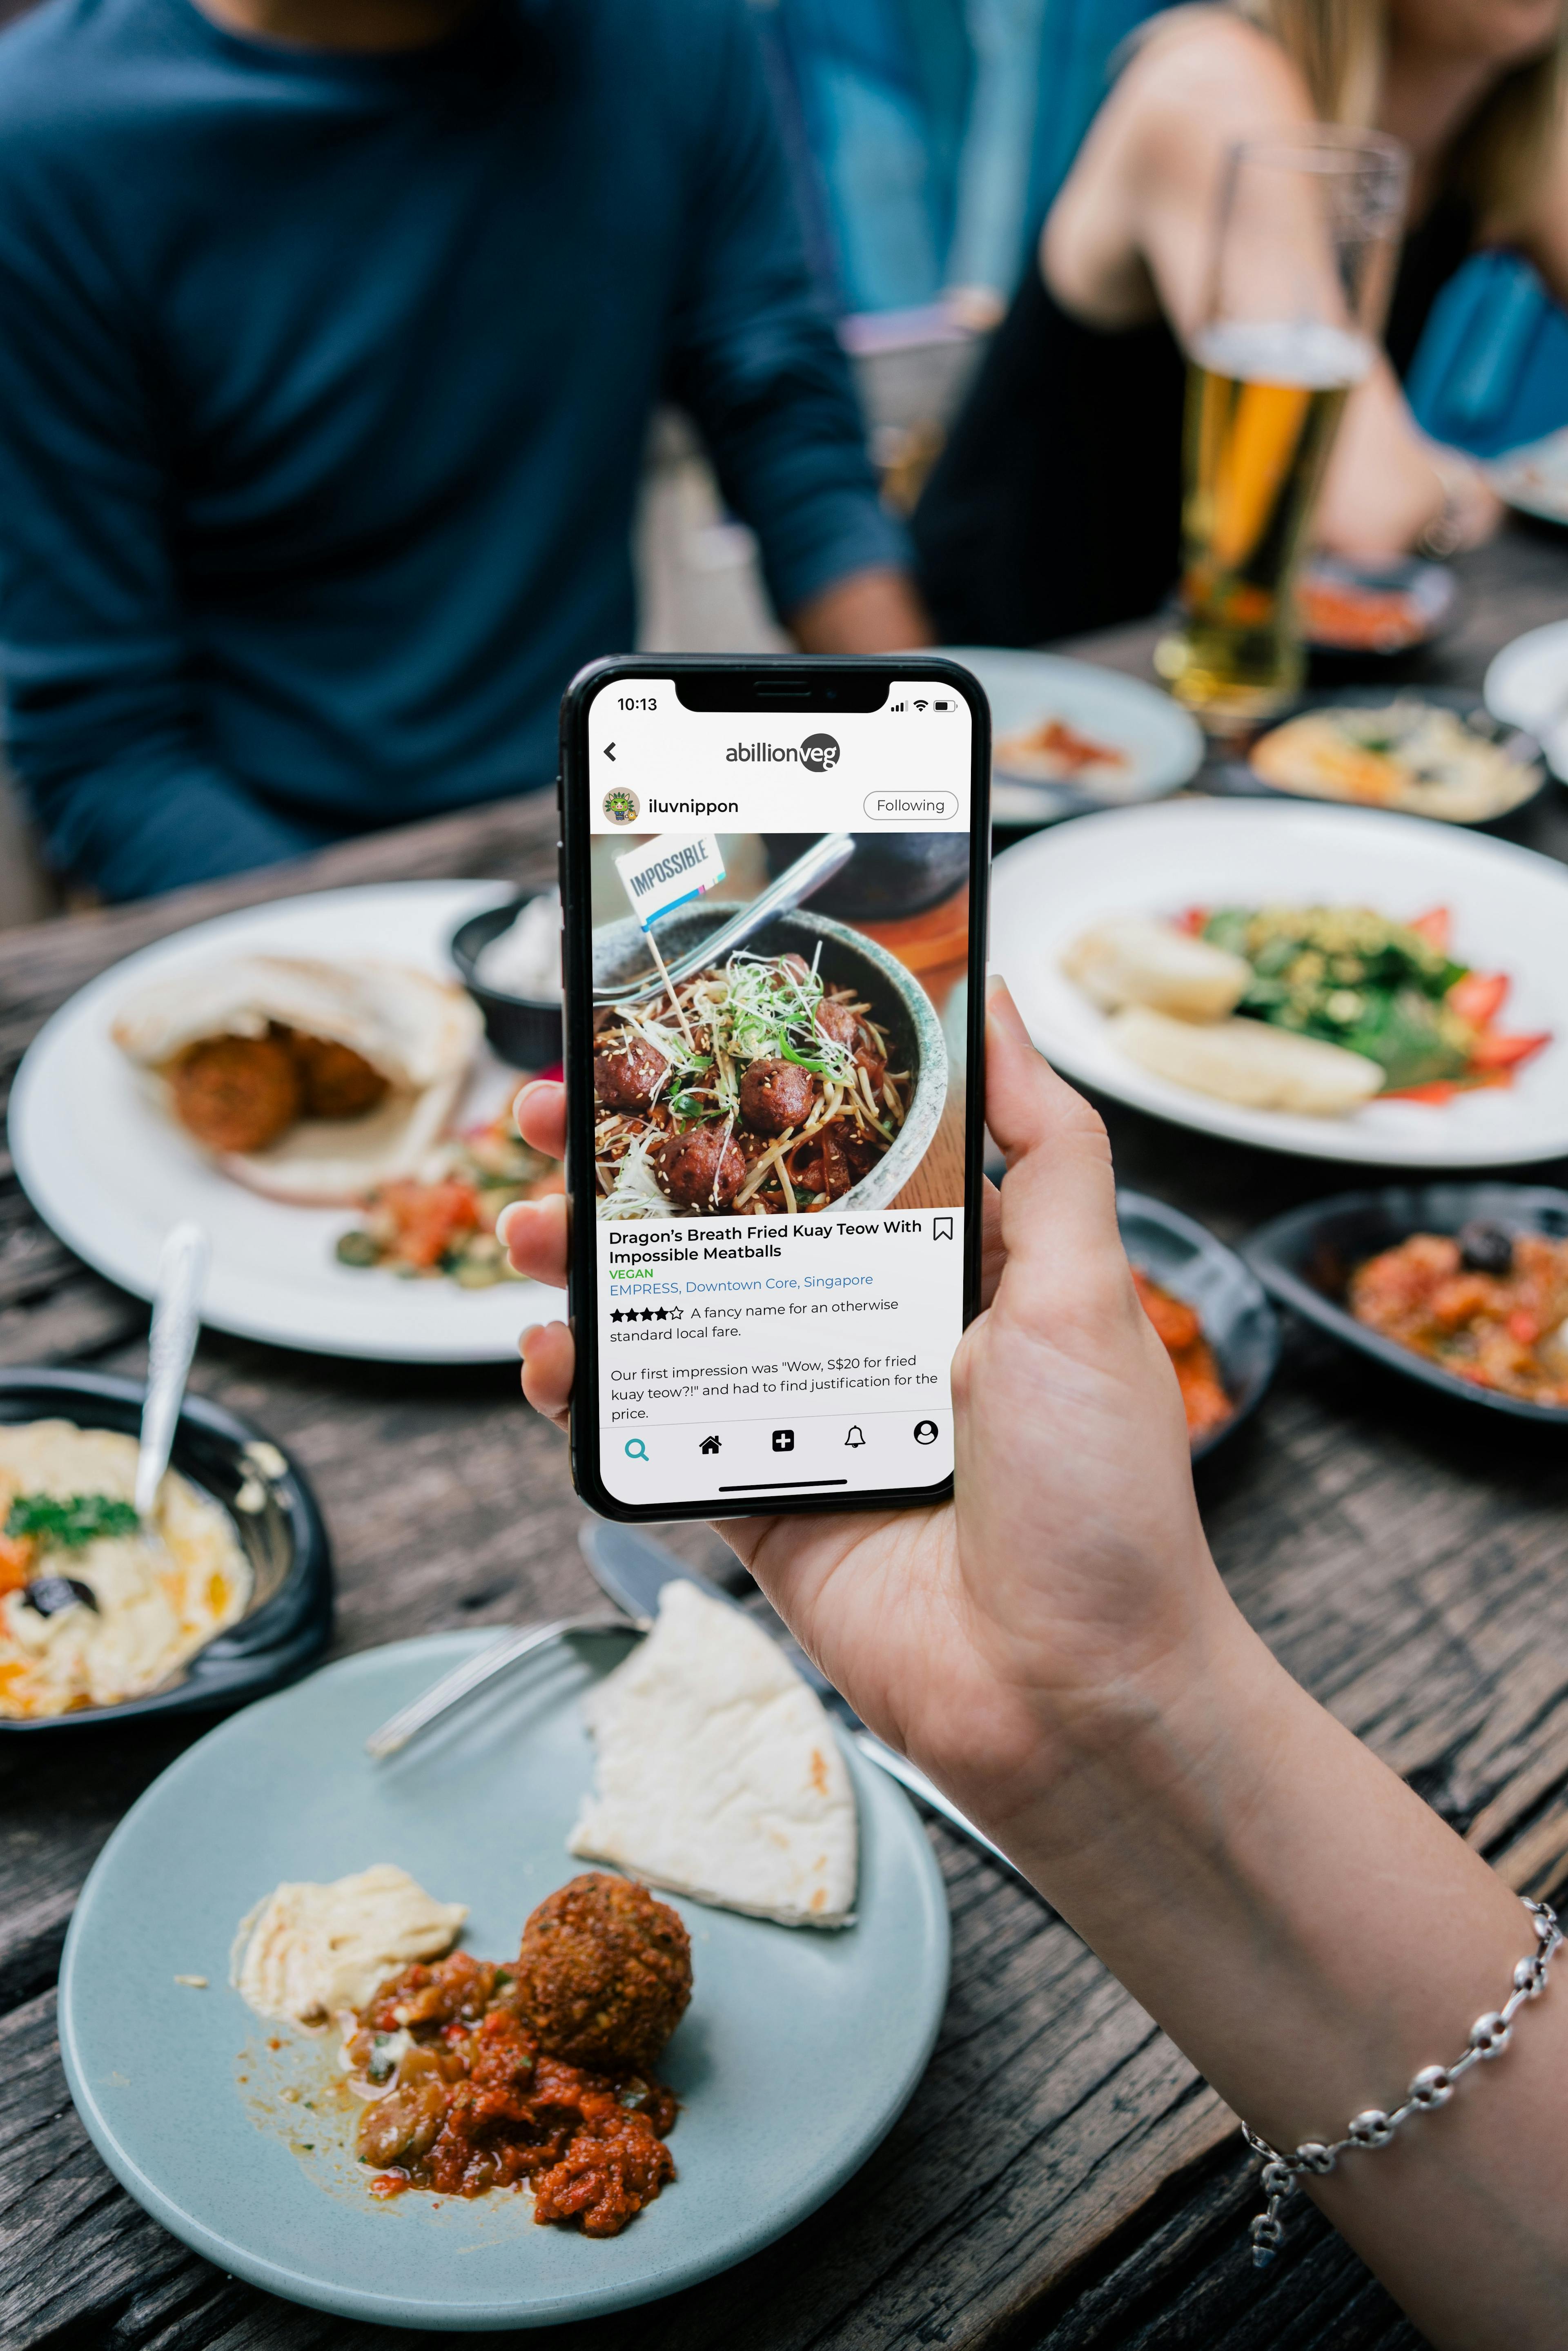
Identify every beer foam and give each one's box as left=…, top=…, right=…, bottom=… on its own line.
left=1192, top=319, right=1375, bottom=390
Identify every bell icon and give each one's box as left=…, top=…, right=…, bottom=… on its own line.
left=844, top=1425, right=866, bottom=1448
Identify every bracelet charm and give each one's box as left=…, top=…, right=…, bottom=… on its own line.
left=1242, top=1896, right=1560, bottom=2269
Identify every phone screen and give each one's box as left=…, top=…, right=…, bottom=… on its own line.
left=568, top=665, right=984, bottom=1517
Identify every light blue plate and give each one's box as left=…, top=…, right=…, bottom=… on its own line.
left=940, top=645, right=1204, bottom=825
left=59, top=1630, right=950, bottom=2331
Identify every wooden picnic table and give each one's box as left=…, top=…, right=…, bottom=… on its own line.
left=3, top=519, right=1567, bottom=2351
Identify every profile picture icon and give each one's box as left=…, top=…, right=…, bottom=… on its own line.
left=602, top=785, right=640, bottom=827
left=800, top=733, right=840, bottom=772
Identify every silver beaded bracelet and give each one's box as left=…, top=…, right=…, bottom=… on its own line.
left=1243, top=1895, right=1561, bottom=2269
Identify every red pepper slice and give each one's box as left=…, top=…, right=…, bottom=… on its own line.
left=1447, top=971, right=1509, bottom=1029
left=1468, top=1031, right=1552, bottom=1070
left=1406, top=906, right=1452, bottom=951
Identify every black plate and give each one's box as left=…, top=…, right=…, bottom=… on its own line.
left=450, top=894, right=564, bottom=1070
left=1117, top=1191, right=1280, bottom=1459
left=1298, top=553, right=1457, bottom=664
left=0, top=1368, right=333, bottom=1730
left=1243, top=1184, right=1568, bottom=1426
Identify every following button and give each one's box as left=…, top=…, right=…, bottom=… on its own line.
left=861, top=791, right=959, bottom=824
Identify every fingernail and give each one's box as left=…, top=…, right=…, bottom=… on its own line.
left=496, top=1200, right=526, bottom=1248
left=518, top=1323, right=542, bottom=1356
left=985, top=972, right=1010, bottom=1005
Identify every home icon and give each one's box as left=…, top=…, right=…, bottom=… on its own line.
left=699, top=1435, right=722, bottom=1454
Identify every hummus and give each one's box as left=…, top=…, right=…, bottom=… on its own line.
left=0, top=1421, right=251, bottom=1719
left=233, top=1863, right=469, bottom=2027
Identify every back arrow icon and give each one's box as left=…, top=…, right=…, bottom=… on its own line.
left=604, top=743, right=617, bottom=761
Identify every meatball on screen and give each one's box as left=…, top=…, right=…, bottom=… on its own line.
left=593, top=949, right=909, bottom=1218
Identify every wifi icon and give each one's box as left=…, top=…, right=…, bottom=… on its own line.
left=913, top=698, right=928, bottom=711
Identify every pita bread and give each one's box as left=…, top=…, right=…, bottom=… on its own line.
left=568, top=1582, right=858, bottom=1928
left=231, top=1862, right=468, bottom=2028
left=111, top=956, right=482, bottom=1204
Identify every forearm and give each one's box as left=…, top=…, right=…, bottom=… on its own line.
left=1315, top=363, right=1501, bottom=558
left=19, top=747, right=330, bottom=902
left=788, top=566, right=931, bottom=653
left=957, top=1591, right=1568, bottom=2345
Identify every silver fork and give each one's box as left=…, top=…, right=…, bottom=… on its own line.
left=364, top=1613, right=638, bottom=1760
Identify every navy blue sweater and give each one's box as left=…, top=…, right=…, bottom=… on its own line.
left=0, top=0, right=900, bottom=898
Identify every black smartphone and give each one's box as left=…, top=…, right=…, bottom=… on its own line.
left=558, top=654, right=989, bottom=1523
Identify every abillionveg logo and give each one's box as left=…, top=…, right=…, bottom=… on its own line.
left=724, top=733, right=841, bottom=768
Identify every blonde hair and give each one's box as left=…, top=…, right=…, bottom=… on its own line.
left=1232, top=0, right=1566, bottom=220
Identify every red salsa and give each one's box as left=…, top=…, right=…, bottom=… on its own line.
left=345, top=1876, right=690, bottom=2237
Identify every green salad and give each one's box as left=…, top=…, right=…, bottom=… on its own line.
left=1202, top=906, right=1473, bottom=1092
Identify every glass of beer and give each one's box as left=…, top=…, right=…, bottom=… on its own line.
left=1157, top=130, right=1409, bottom=726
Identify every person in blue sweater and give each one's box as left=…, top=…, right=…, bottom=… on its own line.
left=0, top=0, right=927, bottom=902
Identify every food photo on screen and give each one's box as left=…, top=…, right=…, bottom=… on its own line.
left=589, top=827, right=966, bottom=1223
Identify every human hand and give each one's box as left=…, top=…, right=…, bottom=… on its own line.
left=503, top=983, right=1242, bottom=1850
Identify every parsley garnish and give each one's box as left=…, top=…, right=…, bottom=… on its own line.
left=5, top=1493, right=140, bottom=1549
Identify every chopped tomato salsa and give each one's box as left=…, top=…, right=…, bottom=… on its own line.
left=1132, top=1268, right=1233, bottom=1442
left=1350, top=1226, right=1568, bottom=1406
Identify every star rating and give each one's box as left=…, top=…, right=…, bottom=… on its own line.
left=610, top=1304, right=679, bottom=1322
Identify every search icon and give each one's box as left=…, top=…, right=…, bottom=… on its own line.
left=624, top=1438, right=649, bottom=1462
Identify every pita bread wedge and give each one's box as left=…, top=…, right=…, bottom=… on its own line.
left=568, top=1582, right=858, bottom=1928
left=111, top=956, right=481, bottom=1204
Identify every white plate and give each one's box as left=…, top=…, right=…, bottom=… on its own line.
left=1486, top=426, right=1568, bottom=530
left=939, top=647, right=1204, bottom=825
left=1484, top=618, right=1568, bottom=782
left=991, top=802, right=1568, bottom=1167
left=9, top=881, right=559, bottom=1361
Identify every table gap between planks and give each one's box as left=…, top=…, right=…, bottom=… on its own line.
left=3, top=522, right=1568, bottom=2351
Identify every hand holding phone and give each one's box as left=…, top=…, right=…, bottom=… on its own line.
left=503, top=980, right=1209, bottom=1827
left=557, top=656, right=990, bottom=1523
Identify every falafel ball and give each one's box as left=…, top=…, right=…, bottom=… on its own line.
left=815, top=998, right=860, bottom=1049
left=170, top=1034, right=303, bottom=1154
left=594, top=1039, right=668, bottom=1115
left=661, top=1125, right=745, bottom=1210
left=739, top=1056, right=815, bottom=1136
left=290, top=1032, right=390, bottom=1120
left=517, top=1873, right=692, bottom=2073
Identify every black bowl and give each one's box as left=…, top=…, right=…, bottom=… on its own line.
left=0, top=1368, right=333, bottom=1731
left=762, top=832, right=971, bottom=920
left=1117, top=1191, right=1280, bottom=1459
left=450, top=895, right=563, bottom=1070
left=1244, top=1183, right=1568, bottom=1425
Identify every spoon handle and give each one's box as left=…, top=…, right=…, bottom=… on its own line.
left=595, top=831, right=856, bottom=1003
left=135, top=1223, right=209, bottom=1523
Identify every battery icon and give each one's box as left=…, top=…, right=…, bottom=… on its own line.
left=933, top=699, right=950, bottom=710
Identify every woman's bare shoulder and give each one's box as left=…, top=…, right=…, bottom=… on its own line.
left=1114, top=6, right=1314, bottom=142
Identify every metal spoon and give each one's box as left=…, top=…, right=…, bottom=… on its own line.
left=593, top=831, right=856, bottom=1004
left=135, top=1223, right=209, bottom=1529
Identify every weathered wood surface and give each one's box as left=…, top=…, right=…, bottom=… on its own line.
left=4, top=520, right=1568, bottom=2350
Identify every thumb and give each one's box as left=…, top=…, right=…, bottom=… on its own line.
left=984, top=976, right=1123, bottom=1276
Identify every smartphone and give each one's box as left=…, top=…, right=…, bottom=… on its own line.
left=558, top=654, right=989, bottom=1523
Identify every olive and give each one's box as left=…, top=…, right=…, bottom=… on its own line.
left=335, top=1230, right=381, bottom=1268
left=1457, top=1219, right=1514, bottom=1277
left=22, top=1576, right=98, bottom=1616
